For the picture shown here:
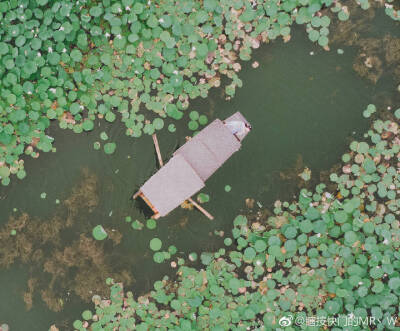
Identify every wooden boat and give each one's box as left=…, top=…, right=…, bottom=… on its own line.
left=133, top=112, right=251, bottom=219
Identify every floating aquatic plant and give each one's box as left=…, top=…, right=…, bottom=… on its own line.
left=92, top=225, right=107, bottom=241
left=100, top=132, right=108, bottom=141
left=146, top=219, right=157, bottom=230
left=168, top=123, right=176, bottom=133
left=131, top=220, right=144, bottom=230
left=150, top=238, right=162, bottom=251
left=168, top=245, right=178, bottom=255
left=93, top=142, right=101, bottom=150
left=81, top=310, right=92, bottom=321
left=197, top=192, right=210, bottom=203
left=188, top=252, right=198, bottom=261
left=298, top=167, right=311, bottom=181
left=104, top=142, right=116, bottom=155
left=153, top=252, right=165, bottom=264
left=363, top=103, right=377, bottom=118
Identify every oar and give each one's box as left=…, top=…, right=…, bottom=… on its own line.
left=152, top=134, right=164, bottom=167
left=187, top=197, right=214, bottom=220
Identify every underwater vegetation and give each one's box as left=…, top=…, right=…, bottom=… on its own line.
left=0, top=168, right=133, bottom=312
left=71, top=106, right=399, bottom=330
left=0, top=0, right=398, bottom=186
left=328, top=1, right=400, bottom=85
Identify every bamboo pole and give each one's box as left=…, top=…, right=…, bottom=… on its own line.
left=188, top=197, right=214, bottom=220
left=152, top=134, right=164, bottom=167
left=151, top=133, right=214, bottom=220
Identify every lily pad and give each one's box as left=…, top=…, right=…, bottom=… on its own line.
left=153, top=118, right=164, bottom=130
left=93, top=142, right=101, bottom=150
left=188, top=121, right=199, bottom=131
left=100, top=132, right=109, bottom=140
left=254, top=240, right=267, bottom=253
left=92, top=225, right=107, bottom=240
left=197, top=193, right=210, bottom=203
left=146, top=219, right=157, bottom=230
left=131, top=220, right=144, bottom=230
left=104, top=142, right=116, bottom=154
left=150, top=238, right=162, bottom=251
left=82, top=310, right=93, bottom=320
left=153, top=252, right=165, bottom=263
left=168, top=124, right=176, bottom=132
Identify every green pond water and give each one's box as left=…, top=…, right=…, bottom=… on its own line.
left=0, top=9, right=399, bottom=330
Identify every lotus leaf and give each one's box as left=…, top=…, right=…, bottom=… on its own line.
left=150, top=238, right=162, bottom=251
left=92, top=225, right=107, bottom=240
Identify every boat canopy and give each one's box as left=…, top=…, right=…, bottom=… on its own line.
left=135, top=112, right=250, bottom=217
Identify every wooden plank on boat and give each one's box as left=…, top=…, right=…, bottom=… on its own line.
left=173, top=118, right=241, bottom=181
left=140, top=154, right=205, bottom=217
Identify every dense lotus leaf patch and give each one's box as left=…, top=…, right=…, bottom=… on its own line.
left=0, top=0, right=393, bottom=185
left=74, top=108, right=399, bottom=330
